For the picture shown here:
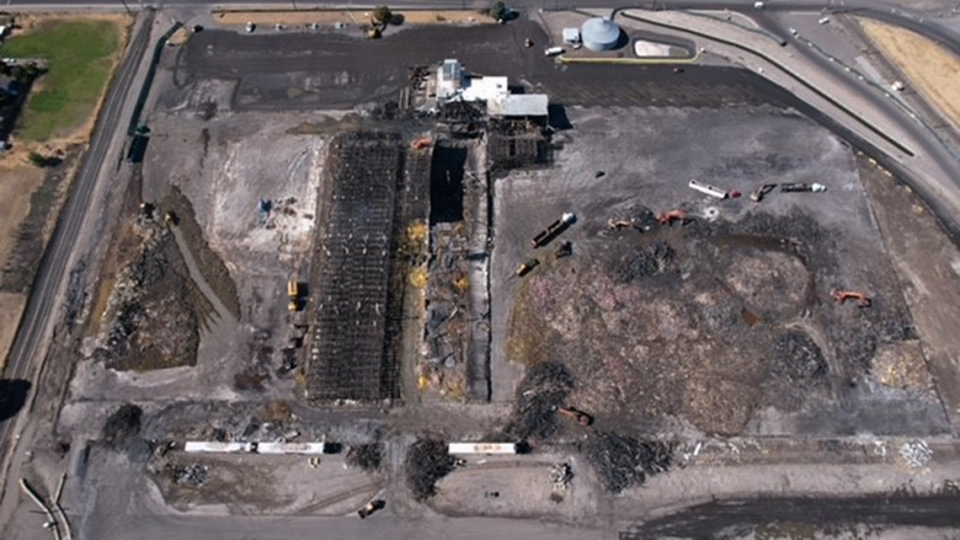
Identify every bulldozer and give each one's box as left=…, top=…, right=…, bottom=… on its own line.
left=829, top=288, right=871, bottom=308
left=557, top=406, right=593, bottom=426
left=657, top=209, right=690, bottom=226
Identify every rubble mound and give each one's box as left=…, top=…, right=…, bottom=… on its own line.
left=102, top=403, right=143, bottom=449
left=504, top=362, right=574, bottom=441
left=614, top=240, right=674, bottom=283
left=346, top=443, right=384, bottom=472
left=582, top=432, right=672, bottom=494
left=405, top=437, right=456, bottom=501
left=95, top=223, right=206, bottom=371
left=771, top=330, right=828, bottom=381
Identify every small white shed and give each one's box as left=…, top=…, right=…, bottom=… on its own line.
left=562, top=27, right=581, bottom=44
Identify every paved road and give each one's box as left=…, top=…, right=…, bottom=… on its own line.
left=0, top=10, right=154, bottom=481
left=90, top=513, right=603, bottom=540
left=3, top=0, right=959, bottom=51
left=750, top=10, right=960, bottom=231
left=629, top=494, right=960, bottom=536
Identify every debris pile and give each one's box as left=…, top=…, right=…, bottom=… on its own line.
left=614, top=240, right=674, bottom=283
left=405, top=437, right=457, bottom=501
left=582, top=432, right=673, bottom=494
left=549, top=462, right=574, bottom=503
left=102, top=403, right=143, bottom=449
left=770, top=330, right=827, bottom=382
left=900, top=439, right=933, bottom=468
left=503, top=362, right=575, bottom=440
left=171, top=462, right=208, bottom=487
left=93, top=218, right=204, bottom=371
left=487, top=119, right=549, bottom=170
left=550, top=462, right=573, bottom=489
left=346, top=443, right=384, bottom=472
left=420, top=222, right=470, bottom=399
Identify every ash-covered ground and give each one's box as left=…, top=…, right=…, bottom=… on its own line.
left=494, top=106, right=947, bottom=437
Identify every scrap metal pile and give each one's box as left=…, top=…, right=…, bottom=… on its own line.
left=405, top=437, right=456, bottom=501
left=346, top=443, right=384, bottom=472
left=93, top=215, right=202, bottom=371
left=503, top=362, right=575, bottom=441
left=614, top=239, right=675, bottom=283
left=420, top=222, right=471, bottom=398
left=582, top=432, right=673, bottom=494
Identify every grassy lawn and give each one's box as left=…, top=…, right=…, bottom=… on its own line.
left=1, top=20, right=122, bottom=142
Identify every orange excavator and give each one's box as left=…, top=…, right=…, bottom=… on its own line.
left=657, top=210, right=690, bottom=226
left=410, top=137, right=432, bottom=150
left=830, top=288, right=872, bottom=308
left=557, top=406, right=593, bottom=426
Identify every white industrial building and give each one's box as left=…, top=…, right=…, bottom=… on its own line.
left=435, top=59, right=548, bottom=119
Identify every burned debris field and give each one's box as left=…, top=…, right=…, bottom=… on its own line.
left=495, top=105, right=948, bottom=438
left=48, top=17, right=960, bottom=531
left=307, top=132, right=403, bottom=403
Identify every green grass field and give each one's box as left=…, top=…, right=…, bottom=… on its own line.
left=1, top=20, right=122, bottom=142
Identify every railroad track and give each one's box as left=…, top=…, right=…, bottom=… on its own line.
left=295, top=482, right=384, bottom=515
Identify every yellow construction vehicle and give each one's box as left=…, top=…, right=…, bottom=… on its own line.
left=516, top=258, right=539, bottom=277
left=288, top=279, right=302, bottom=312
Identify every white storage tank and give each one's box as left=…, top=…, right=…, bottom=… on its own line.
left=581, top=17, right=621, bottom=51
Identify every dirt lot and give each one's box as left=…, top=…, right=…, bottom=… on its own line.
left=859, top=19, right=960, bottom=130
left=213, top=9, right=495, bottom=27
left=0, top=293, right=26, bottom=367
left=0, top=164, right=44, bottom=273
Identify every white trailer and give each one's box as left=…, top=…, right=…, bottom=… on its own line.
left=448, top=442, right=518, bottom=455
left=688, top=180, right=729, bottom=199
left=256, top=442, right=327, bottom=455
left=184, top=441, right=254, bottom=454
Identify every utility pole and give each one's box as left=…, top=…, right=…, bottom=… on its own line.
left=119, top=0, right=132, bottom=14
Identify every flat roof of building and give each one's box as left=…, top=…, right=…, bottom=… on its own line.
left=489, top=94, right=549, bottom=117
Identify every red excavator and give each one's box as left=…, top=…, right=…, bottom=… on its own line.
left=557, top=406, right=593, bottom=426
left=657, top=210, right=690, bottom=226
left=830, top=288, right=872, bottom=308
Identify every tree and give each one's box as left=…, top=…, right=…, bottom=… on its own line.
left=489, top=0, right=507, bottom=21
left=27, top=151, right=46, bottom=167
left=372, top=5, right=392, bottom=25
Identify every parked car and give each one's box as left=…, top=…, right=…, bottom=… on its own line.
left=358, top=499, right=386, bottom=519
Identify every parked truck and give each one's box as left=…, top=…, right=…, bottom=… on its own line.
left=531, top=213, right=576, bottom=248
